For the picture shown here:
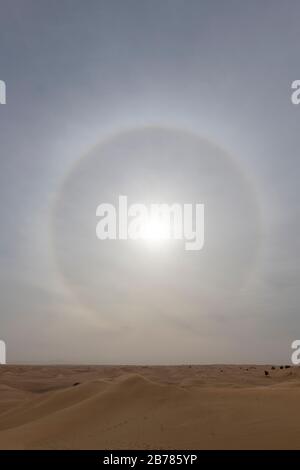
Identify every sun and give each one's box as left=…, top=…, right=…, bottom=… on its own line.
left=140, top=217, right=170, bottom=242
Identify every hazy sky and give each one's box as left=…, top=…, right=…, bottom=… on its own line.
left=0, top=0, right=299, bottom=364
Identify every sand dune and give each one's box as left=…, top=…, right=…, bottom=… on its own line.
left=0, top=365, right=299, bottom=449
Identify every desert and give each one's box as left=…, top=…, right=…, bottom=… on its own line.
left=0, top=364, right=299, bottom=450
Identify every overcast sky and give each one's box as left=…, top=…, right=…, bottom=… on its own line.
left=0, top=0, right=299, bottom=364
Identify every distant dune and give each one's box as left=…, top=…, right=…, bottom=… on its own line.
left=0, top=365, right=299, bottom=449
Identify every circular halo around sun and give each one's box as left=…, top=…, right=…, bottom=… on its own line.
left=51, top=127, right=262, bottom=321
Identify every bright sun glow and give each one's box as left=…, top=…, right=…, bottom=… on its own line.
left=140, top=217, right=170, bottom=242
